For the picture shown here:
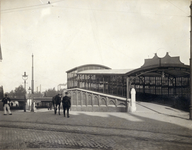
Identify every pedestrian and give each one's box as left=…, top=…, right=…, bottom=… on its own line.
left=62, top=92, right=71, bottom=118
left=2, top=94, right=12, bottom=115
left=54, top=94, right=61, bottom=115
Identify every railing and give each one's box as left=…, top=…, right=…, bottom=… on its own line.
left=67, top=88, right=129, bottom=112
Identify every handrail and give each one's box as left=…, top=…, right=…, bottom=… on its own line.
left=67, top=88, right=127, bottom=102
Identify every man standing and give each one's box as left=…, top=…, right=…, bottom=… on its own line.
left=2, top=94, right=12, bottom=115
left=54, top=94, right=61, bottom=115
left=62, top=92, right=71, bottom=118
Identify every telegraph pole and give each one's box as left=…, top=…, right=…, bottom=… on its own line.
left=190, top=2, right=192, bottom=119
left=31, top=54, right=35, bottom=112
left=0, top=1, right=2, bottom=62
left=32, top=54, right=34, bottom=94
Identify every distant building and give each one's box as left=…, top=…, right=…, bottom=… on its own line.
left=66, top=64, right=111, bottom=89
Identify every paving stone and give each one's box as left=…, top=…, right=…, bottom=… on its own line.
left=0, top=102, right=192, bottom=150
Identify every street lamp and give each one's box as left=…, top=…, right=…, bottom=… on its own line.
left=22, top=72, right=28, bottom=112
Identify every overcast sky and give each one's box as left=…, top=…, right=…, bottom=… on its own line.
left=0, top=0, right=191, bottom=93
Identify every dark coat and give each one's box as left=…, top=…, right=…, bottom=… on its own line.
left=62, top=96, right=71, bottom=108
left=2, top=97, right=11, bottom=106
left=54, top=95, right=61, bottom=104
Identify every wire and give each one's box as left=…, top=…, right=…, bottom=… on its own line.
left=166, top=0, right=188, bottom=15
left=101, top=41, right=141, bottom=66
left=52, top=5, right=188, bottom=17
left=2, top=3, right=47, bottom=12
left=1, top=0, right=66, bottom=13
left=39, top=0, right=43, bottom=4
left=88, top=2, right=103, bottom=64
left=1, top=2, right=188, bottom=17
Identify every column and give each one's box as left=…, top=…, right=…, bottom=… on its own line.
left=126, top=77, right=131, bottom=112
left=76, top=90, right=78, bottom=106
left=130, top=88, right=136, bottom=112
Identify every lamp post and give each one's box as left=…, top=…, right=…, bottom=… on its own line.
left=22, top=72, right=28, bottom=112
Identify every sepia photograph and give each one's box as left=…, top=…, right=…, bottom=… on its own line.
left=0, top=0, right=192, bottom=149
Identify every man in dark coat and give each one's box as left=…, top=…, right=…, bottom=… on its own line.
left=2, top=94, right=12, bottom=115
left=54, top=94, right=61, bottom=115
left=62, top=92, right=71, bottom=118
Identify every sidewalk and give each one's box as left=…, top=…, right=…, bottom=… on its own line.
left=0, top=102, right=192, bottom=150
left=1, top=101, right=191, bottom=129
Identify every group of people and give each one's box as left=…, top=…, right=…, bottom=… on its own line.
left=1, top=92, right=71, bottom=117
left=52, top=92, right=71, bottom=118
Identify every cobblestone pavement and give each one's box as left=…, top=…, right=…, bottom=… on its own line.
left=0, top=102, right=192, bottom=150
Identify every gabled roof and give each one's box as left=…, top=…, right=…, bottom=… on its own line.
left=126, top=53, right=189, bottom=77
left=141, top=52, right=184, bottom=68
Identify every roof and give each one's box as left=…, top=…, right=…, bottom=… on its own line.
left=126, top=65, right=190, bottom=77
left=77, top=53, right=190, bottom=78
left=141, top=52, right=184, bottom=68
left=66, top=64, right=111, bottom=73
left=78, top=69, right=133, bottom=75
left=69, top=53, right=190, bottom=78
left=125, top=52, right=190, bottom=77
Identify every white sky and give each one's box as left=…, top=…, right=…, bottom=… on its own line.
left=0, top=0, right=191, bottom=92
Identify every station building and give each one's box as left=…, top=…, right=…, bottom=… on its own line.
left=66, top=53, right=190, bottom=104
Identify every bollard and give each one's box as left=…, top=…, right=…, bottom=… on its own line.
left=129, top=88, right=136, bottom=112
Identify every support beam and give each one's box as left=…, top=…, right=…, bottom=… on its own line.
left=190, top=2, right=192, bottom=119
left=126, top=77, right=130, bottom=99
left=126, top=77, right=130, bottom=112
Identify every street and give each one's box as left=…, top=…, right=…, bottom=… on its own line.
left=0, top=102, right=192, bottom=150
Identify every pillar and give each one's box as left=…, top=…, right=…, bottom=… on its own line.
left=76, top=90, right=78, bottom=106
left=92, top=93, right=94, bottom=107
left=106, top=97, right=108, bottom=107
left=126, top=77, right=131, bottom=112
left=98, top=95, right=100, bottom=106
left=86, top=92, right=88, bottom=107
left=129, top=88, right=136, bottom=112
left=81, top=91, right=82, bottom=107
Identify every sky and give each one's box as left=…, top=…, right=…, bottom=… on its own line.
left=0, top=0, right=191, bottom=93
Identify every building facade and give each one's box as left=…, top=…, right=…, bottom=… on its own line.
left=66, top=64, right=111, bottom=89
left=66, top=53, right=190, bottom=102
